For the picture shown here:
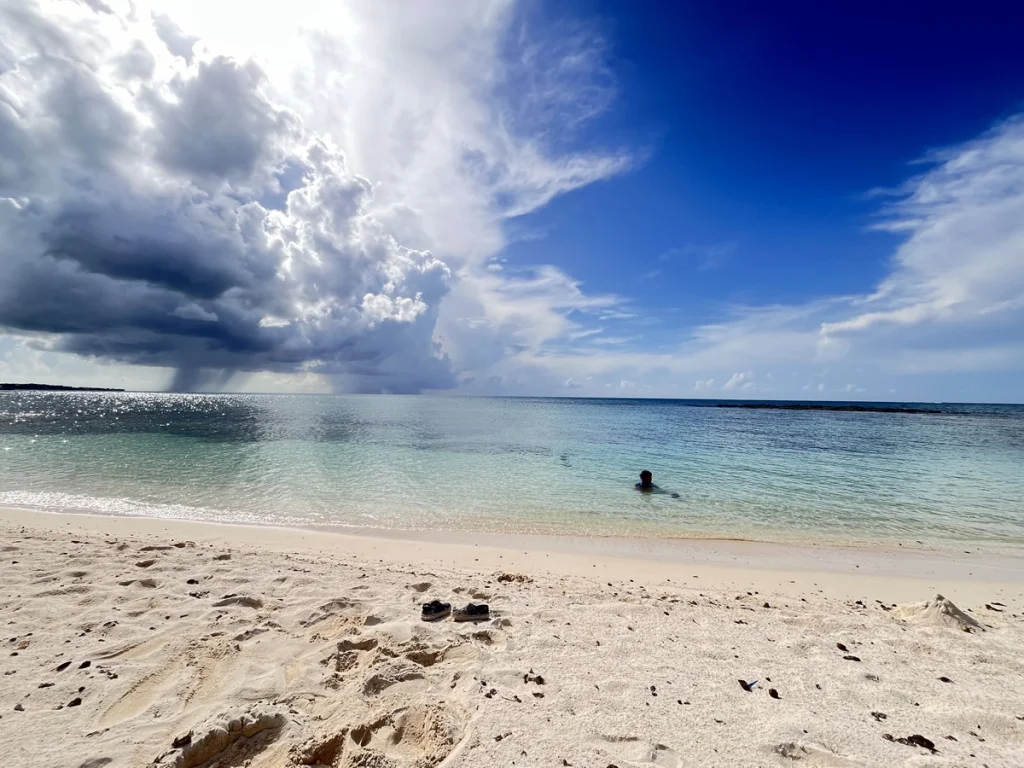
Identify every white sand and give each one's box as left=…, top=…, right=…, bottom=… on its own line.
left=2, top=508, right=1023, bottom=767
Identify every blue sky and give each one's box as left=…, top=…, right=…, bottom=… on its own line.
left=1, top=1, right=1023, bottom=401
left=514, top=0, right=1024, bottom=302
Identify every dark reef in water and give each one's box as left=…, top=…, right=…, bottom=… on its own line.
left=0, top=383, right=126, bottom=392
left=715, top=403, right=943, bottom=415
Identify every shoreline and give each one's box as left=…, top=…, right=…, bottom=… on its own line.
left=5, top=505, right=1023, bottom=604
left=6, top=495, right=1024, bottom=553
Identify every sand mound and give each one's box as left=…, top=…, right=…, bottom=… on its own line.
left=167, top=707, right=286, bottom=768
left=289, top=702, right=466, bottom=767
left=893, top=594, right=984, bottom=632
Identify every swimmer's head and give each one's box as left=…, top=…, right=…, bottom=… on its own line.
left=639, top=470, right=653, bottom=484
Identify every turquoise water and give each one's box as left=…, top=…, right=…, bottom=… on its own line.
left=1, top=392, right=1022, bottom=548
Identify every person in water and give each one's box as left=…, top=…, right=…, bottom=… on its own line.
left=636, top=470, right=658, bottom=491
left=635, top=470, right=680, bottom=497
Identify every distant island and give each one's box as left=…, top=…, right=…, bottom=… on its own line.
left=715, top=403, right=943, bottom=415
left=0, top=383, right=125, bottom=392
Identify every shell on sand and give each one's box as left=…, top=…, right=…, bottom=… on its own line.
left=893, top=593, right=984, bottom=631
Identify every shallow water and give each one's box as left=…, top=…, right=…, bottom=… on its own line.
left=1, top=393, right=1022, bottom=548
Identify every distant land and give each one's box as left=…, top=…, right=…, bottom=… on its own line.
left=0, top=383, right=126, bottom=392
left=715, top=403, right=943, bottom=415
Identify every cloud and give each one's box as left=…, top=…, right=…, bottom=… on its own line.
left=436, top=264, right=621, bottom=377
left=590, top=336, right=633, bottom=345
left=0, top=0, right=630, bottom=392
left=4, top=3, right=1019, bottom=400
left=694, top=378, right=715, bottom=392
left=172, top=304, right=219, bottom=323
left=152, top=13, right=198, bottom=62
left=494, top=114, right=1024, bottom=398
left=152, top=55, right=301, bottom=180
left=721, top=371, right=754, bottom=391
left=272, top=0, right=631, bottom=257
left=820, top=116, right=1024, bottom=343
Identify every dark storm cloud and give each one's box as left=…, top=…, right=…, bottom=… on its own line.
left=0, top=102, right=35, bottom=192
left=153, top=56, right=301, bottom=180
left=0, top=3, right=456, bottom=393
left=42, top=199, right=274, bottom=299
left=43, top=65, right=138, bottom=164
left=0, top=252, right=181, bottom=335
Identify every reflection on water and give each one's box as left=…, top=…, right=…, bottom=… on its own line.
left=1, top=392, right=1022, bottom=547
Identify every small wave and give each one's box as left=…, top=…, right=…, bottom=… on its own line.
left=0, top=491, right=310, bottom=528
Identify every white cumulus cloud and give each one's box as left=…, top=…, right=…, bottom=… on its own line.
left=721, top=372, right=754, bottom=391
left=0, top=0, right=630, bottom=393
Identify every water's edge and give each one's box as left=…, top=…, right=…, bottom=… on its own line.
left=6, top=499, right=1024, bottom=561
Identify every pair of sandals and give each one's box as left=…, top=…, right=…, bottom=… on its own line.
left=421, top=600, right=490, bottom=622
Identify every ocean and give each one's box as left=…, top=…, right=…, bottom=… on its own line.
left=1, top=392, right=1022, bottom=549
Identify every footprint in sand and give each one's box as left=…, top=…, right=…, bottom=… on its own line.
left=589, top=735, right=681, bottom=767
left=213, top=595, right=263, bottom=609
left=99, top=638, right=228, bottom=727
left=94, top=635, right=168, bottom=662
left=771, top=741, right=863, bottom=767
left=468, top=628, right=509, bottom=651
left=289, top=701, right=466, bottom=768
left=299, top=598, right=360, bottom=628
left=99, top=664, right=180, bottom=727
left=233, top=626, right=270, bottom=642
left=364, top=631, right=472, bottom=698
left=362, top=663, right=427, bottom=696
left=33, top=585, right=91, bottom=597
left=322, top=626, right=457, bottom=696
left=403, top=645, right=447, bottom=667
left=322, top=636, right=379, bottom=686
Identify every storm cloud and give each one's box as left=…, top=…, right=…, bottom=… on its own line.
left=0, top=2, right=454, bottom=392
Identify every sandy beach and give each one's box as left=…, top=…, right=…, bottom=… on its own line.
left=2, top=508, right=1023, bottom=767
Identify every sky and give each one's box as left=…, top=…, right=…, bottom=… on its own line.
left=0, top=0, right=1022, bottom=402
